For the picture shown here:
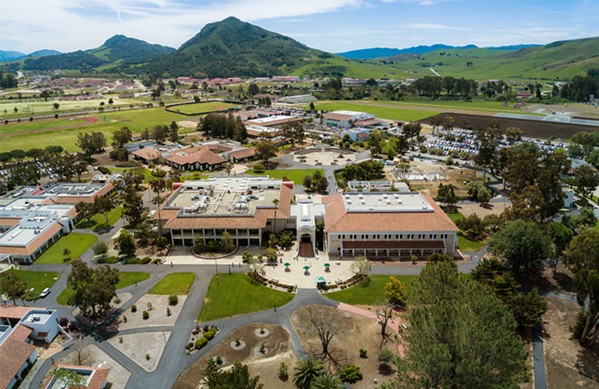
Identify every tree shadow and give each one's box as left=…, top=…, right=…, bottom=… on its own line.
left=378, top=362, right=397, bottom=376
left=553, top=271, right=576, bottom=293
left=575, top=344, right=599, bottom=382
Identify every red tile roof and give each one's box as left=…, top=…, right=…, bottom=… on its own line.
left=0, top=324, right=37, bottom=389
left=0, top=305, right=37, bottom=320
left=228, top=148, right=256, bottom=160
left=322, top=193, right=459, bottom=233
left=132, top=147, right=161, bottom=161
left=166, top=148, right=226, bottom=166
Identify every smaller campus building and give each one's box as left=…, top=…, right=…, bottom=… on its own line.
left=42, top=365, right=110, bottom=389
left=323, top=110, right=375, bottom=129
left=323, top=191, right=459, bottom=258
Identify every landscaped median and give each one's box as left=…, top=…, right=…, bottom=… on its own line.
left=149, top=273, right=196, bottom=295
left=197, top=273, right=294, bottom=322
left=56, top=271, right=151, bottom=306
left=324, top=275, right=417, bottom=306
left=35, top=233, right=98, bottom=264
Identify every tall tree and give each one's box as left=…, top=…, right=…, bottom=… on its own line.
left=67, top=260, right=119, bottom=320
left=93, top=195, right=113, bottom=224
left=564, top=228, right=599, bottom=346
left=572, top=165, right=599, bottom=198
left=76, top=132, right=106, bottom=160
left=122, top=187, right=145, bottom=227
left=111, top=127, right=132, bottom=148
left=255, top=140, right=277, bottom=163
left=115, top=230, right=136, bottom=257
left=488, top=220, right=550, bottom=275
left=395, top=261, right=528, bottom=389
left=0, top=270, right=27, bottom=304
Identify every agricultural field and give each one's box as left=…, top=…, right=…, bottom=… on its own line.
left=0, top=97, right=145, bottom=119
left=167, top=101, right=239, bottom=115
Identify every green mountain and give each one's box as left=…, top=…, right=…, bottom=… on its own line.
left=0, top=50, right=26, bottom=62
left=21, top=35, right=175, bottom=71
left=145, top=16, right=329, bottom=77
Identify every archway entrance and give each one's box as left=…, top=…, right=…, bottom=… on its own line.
left=299, top=234, right=314, bottom=258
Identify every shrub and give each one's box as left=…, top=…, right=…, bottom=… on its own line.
left=147, top=302, right=153, bottom=311
left=359, top=348, right=368, bottom=359
left=203, top=325, right=211, bottom=332
left=186, top=342, right=194, bottom=350
left=259, top=342, right=266, bottom=354
left=145, top=353, right=151, bottom=360
left=168, top=295, right=179, bottom=306
left=203, top=330, right=215, bottom=340
left=278, top=362, right=289, bottom=382
left=131, top=304, right=137, bottom=313
left=142, top=310, right=149, bottom=320
left=378, top=348, right=396, bottom=364
left=166, top=307, right=171, bottom=317
left=114, top=297, right=121, bottom=304
left=339, top=364, right=363, bottom=384
left=215, top=355, right=223, bottom=365
left=195, top=337, right=208, bottom=349
left=119, top=336, right=123, bottom=343
left=97, top=166, right=111, bottom=174
left=59, top=317, right=68, bottom=327
left=123, top=316, right=127, bottom=323
left=68, top=322, right=78, bottom=332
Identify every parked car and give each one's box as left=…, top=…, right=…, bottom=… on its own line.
left=39, top=288, right=51, bottom=298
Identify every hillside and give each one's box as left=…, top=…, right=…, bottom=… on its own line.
left=0, top=50, right=26, bottom=62
left=145, top=16, right=329, bottom=77
left=20, top=35, right=175, bottom=71
left=367, top=37, right=599, bottom=81
left=338, top=44, right=478, bottom=60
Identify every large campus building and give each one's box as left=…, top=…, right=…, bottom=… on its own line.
left=159, top=177, right=459, bottom=259
left=0, top=183, right=114, bottom=264
left=157, top=177, right=293, bottom=247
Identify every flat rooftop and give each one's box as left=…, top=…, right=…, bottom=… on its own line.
left=166, top=177, right=283, bottom=217
left=342, top=192, right=434, bottom=213
left=21, top=310, right=54, bottom=325
left=0, top=204, right=73, bottom=247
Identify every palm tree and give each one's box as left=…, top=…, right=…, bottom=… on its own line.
left=311, top=373, right=343, bottom=389
left=272, top=198, right=279, bottom=233
left=293, top=357, right=325, bottom=389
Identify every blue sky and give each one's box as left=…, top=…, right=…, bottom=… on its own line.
left=1, top=0, right=598, bottom=53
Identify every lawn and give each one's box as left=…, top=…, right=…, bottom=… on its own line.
left=149, top=273, right=196, bottom=295
left=75, top=206, right=123, bottom=229
left=245, top=169, right=324, bottom=185
left=197, top=273, right=294, bottom=322
left=57, top=271, right=151, bottom=306
left=324, top=275, right=417, bottom=306
left=457, top=234, right=487, bottom=252
left=313, top=102, right=440, bottom=122
left=109, top=167, right=153, bottom=182
left=35, top=233, right=98, bottom=264
left=13, top=270, right=61, bottom=301
left=169, top=101, right=239, bottom=115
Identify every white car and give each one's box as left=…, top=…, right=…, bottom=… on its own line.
left=39, top=288, right=51, bottom=298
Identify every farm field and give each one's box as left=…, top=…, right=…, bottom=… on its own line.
left=167, top=101, right=239, bottom=115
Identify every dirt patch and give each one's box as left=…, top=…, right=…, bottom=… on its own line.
left=81, top=117, right=99, bottom=124
left=420, top=113, right=598, bottom=140
left=177, top=120, right=199, bottom=129
left=174, top=323, right=295, bottom=389
left=53, top=344, right=131, bottom=389
left=108, top=331, right=170, bottom=371
left=543, top=298, right=599, bottom=388
left=113, top=294, right=187, bottom=330
left=409, top=165, right=481, bottom=198
left=291, top=304, right=401, bottom=388
left=458, top=202, right=509, bottom=218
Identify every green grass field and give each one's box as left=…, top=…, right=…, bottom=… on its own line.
left=197, top=273, right=294, bottom=322
left=324, top=275, right=417, bottom=306
left=75, top=206, right=122, bottom=229
left=169, top=101, right=239, bottom=115
left=313, top=101, right=440, bottom=122
left=13, top=270, right=61, bottom=301
left=245, top=169, right=324, bottom=184
left=0, top=97, right=138, bottom=119
left=457, top=234, right=487, bottom=252
left=149, top=273, right=196, bottom=295
left=57, top=271, right=151, bottom=306
left=108, top=167, right=154, bottom=182
left=35, top=233, right=98, bottom=264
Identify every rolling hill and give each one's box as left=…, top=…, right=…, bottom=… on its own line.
left=20, top=35, right=175, bottom=71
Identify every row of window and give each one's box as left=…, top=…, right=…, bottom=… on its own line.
left=173, top=228, right=261, bottom=236
left=339, top=233, right=449, bottom=240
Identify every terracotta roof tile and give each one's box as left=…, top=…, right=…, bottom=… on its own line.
left=132, top=147, right=161, bottom=160
left=0, top=305, right=37, bottom=320
left=228, top=148, right=256, bottom=160
left=0, top=324, right=37, bottom=389
left=166, top=148, right=226, bottom=166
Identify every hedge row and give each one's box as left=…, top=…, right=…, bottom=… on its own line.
left=247, top=272, right=295, bottom=293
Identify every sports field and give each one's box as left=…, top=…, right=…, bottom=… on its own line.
left=168, top=101, right=239, bottom=115
left=1, top=107, right=191, bottom=151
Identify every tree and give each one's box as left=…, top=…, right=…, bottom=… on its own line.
left=293, top=357, right=325, bottom=389
left=488, top=220, right=549, bottom=274
left=339, top=364, right=363, bottom=384
left=51, top=367, right=87, bottom=388
left=76, top=132, right=106, bottom=160
left=256, top=140, right=277, bottom=163
left=62, top=248, right=72, bottom=263
left=394, top=261, right=528, bottom=389
left=384, top=277, right=407, bottom=306
left=564, top=228, right=599, bottom=346
left=301, top=306, right=345, bottom=369
left=67, top=260, right=119, bottom=320
left=220, top=231, right=235, bottom=253
left=350, top=255, right=369, bottom=275
left=282, top=122, right=305, bottom=147
left=93, top=195, right=113, bottom=224
left=311, top=373, right=343, bottom=389
left=122, top=187, right=145, bottom=227
left=111, top=127, right=132, bottom=148
left=576, top=206, right=597, bottom=229
left=152, top=124, right=168, bottom=143
left=116, top=230, right=136, bottom=257
left=53, top=102, right=60, bottom=111
left=203, top=359, right=263, bottom=389
left=0, top=270, right=27, bottom=304
left=436, top=183, right=458, bottom=209
left=248, top=83, right=259, bottom=96
left=75, top=201, right=95, bottom=224
left=573, top=165, right=599, bottom=198
left=265, top=247, right=278, bottom=262
left=547, top=221, right=574, bottom=272
left=503, top=185, right=545, bottom=224
left=93, top=241, right=109, bottom=257
left=377, top=306, right=394, bottom=346
left=169, top=121, right=179, bottom=142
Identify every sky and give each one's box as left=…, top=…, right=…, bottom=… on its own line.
left=1, top=0, right=598, bottom=54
